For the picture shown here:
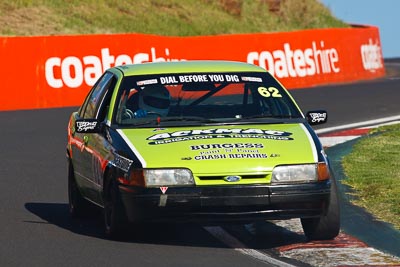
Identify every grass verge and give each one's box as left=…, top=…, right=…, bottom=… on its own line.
left=0, top=0, right=347, bottom=36
left=342, top=123, right=400, bottom=229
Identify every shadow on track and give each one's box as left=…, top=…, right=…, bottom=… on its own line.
left=24, top=202, right=310, bottom=251
left=25, top=202, right=104, bottom=239
left=24, top=202, right=231, bottom=248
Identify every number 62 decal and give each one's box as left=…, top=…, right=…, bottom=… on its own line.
left=258, top=86, right=282, bottom=98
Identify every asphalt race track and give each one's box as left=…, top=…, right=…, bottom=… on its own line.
left=291, top=76, right=400, bottom=130
left=1, top=61, right=399, bottom=266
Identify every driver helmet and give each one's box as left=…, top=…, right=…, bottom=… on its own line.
left=139, top=85, right=171, bottom=117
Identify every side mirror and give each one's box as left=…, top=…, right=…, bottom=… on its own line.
left=306, top=110, right=328, bottom=125
left=75, top=119, right=101, bottom=133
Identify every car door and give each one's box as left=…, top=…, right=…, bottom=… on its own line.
left=71, top=72, right=116, bottom=204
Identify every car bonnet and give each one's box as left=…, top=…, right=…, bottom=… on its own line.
left=117, top=123, right=318, bottom=183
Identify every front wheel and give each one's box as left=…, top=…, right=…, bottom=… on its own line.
left=301, top=177, right=341, bottom=240
left=104, top=176, right=128, bottom=239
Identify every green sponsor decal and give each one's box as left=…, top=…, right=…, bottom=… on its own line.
left=120, top=124, right=316, bottom=185
left=147, top=128, right=293, bottom=145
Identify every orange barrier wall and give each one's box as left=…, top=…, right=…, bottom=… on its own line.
left=0, top=25, right=384, bottom=111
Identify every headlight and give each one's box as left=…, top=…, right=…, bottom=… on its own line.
left=143, top=169, right=195, bottom=187
left=271, top=163, right=330, bottom=184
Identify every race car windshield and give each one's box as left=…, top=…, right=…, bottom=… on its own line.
left=115, top=72, right=303, bottom=126
left=143, top=95, right=170, bottom=109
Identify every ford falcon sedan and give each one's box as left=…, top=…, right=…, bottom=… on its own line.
left=66, top=60, right=340, bottom=240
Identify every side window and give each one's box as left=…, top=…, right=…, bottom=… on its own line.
left=80, top=72, right=114, bottom=119
left=97, top=76, right=117, bottom=122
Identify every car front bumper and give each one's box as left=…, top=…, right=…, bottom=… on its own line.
left=119, top=181, right=331, bottom=224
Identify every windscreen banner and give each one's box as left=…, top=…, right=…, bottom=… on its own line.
left=0, top=25, right=384, bottom=111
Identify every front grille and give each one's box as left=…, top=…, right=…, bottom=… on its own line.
left=198, top=174, right=267, bottom=181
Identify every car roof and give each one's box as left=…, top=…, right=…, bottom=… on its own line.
left=113, top=60, right=267, bottom=76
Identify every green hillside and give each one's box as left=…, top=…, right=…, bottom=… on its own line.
left=0, top=0, right=347, bottom=36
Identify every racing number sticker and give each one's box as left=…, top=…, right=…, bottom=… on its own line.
left=258, top=87, right=282, bottom=98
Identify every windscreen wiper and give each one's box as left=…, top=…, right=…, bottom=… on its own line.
left=122, top=116, right=215, bottom=127
left=159, top=116, right=216, bottom=123
left=242, top=115, right=298, bottom=120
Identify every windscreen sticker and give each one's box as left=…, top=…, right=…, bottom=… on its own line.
left=258, top=86, right=282, bottom=98
left=137, top=79, right=158, bottom=86
left=241, top=76, right=263, bottom=82
left=158, top=74, right=241, bottom=84
left=147, top=128, right=293, bottom=145
left=137, top=73, right=267, bottom=87
left=190, top=143, right=268, bottom=161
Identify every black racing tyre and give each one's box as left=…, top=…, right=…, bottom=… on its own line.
left=301, top=177, right=341, bottom=240
left=68, top=159, right=90, bottom=218
left=104, top=176, right=128, bottom=239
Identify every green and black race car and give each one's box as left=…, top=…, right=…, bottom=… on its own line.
left=66, top=60, right=340, bottom=240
